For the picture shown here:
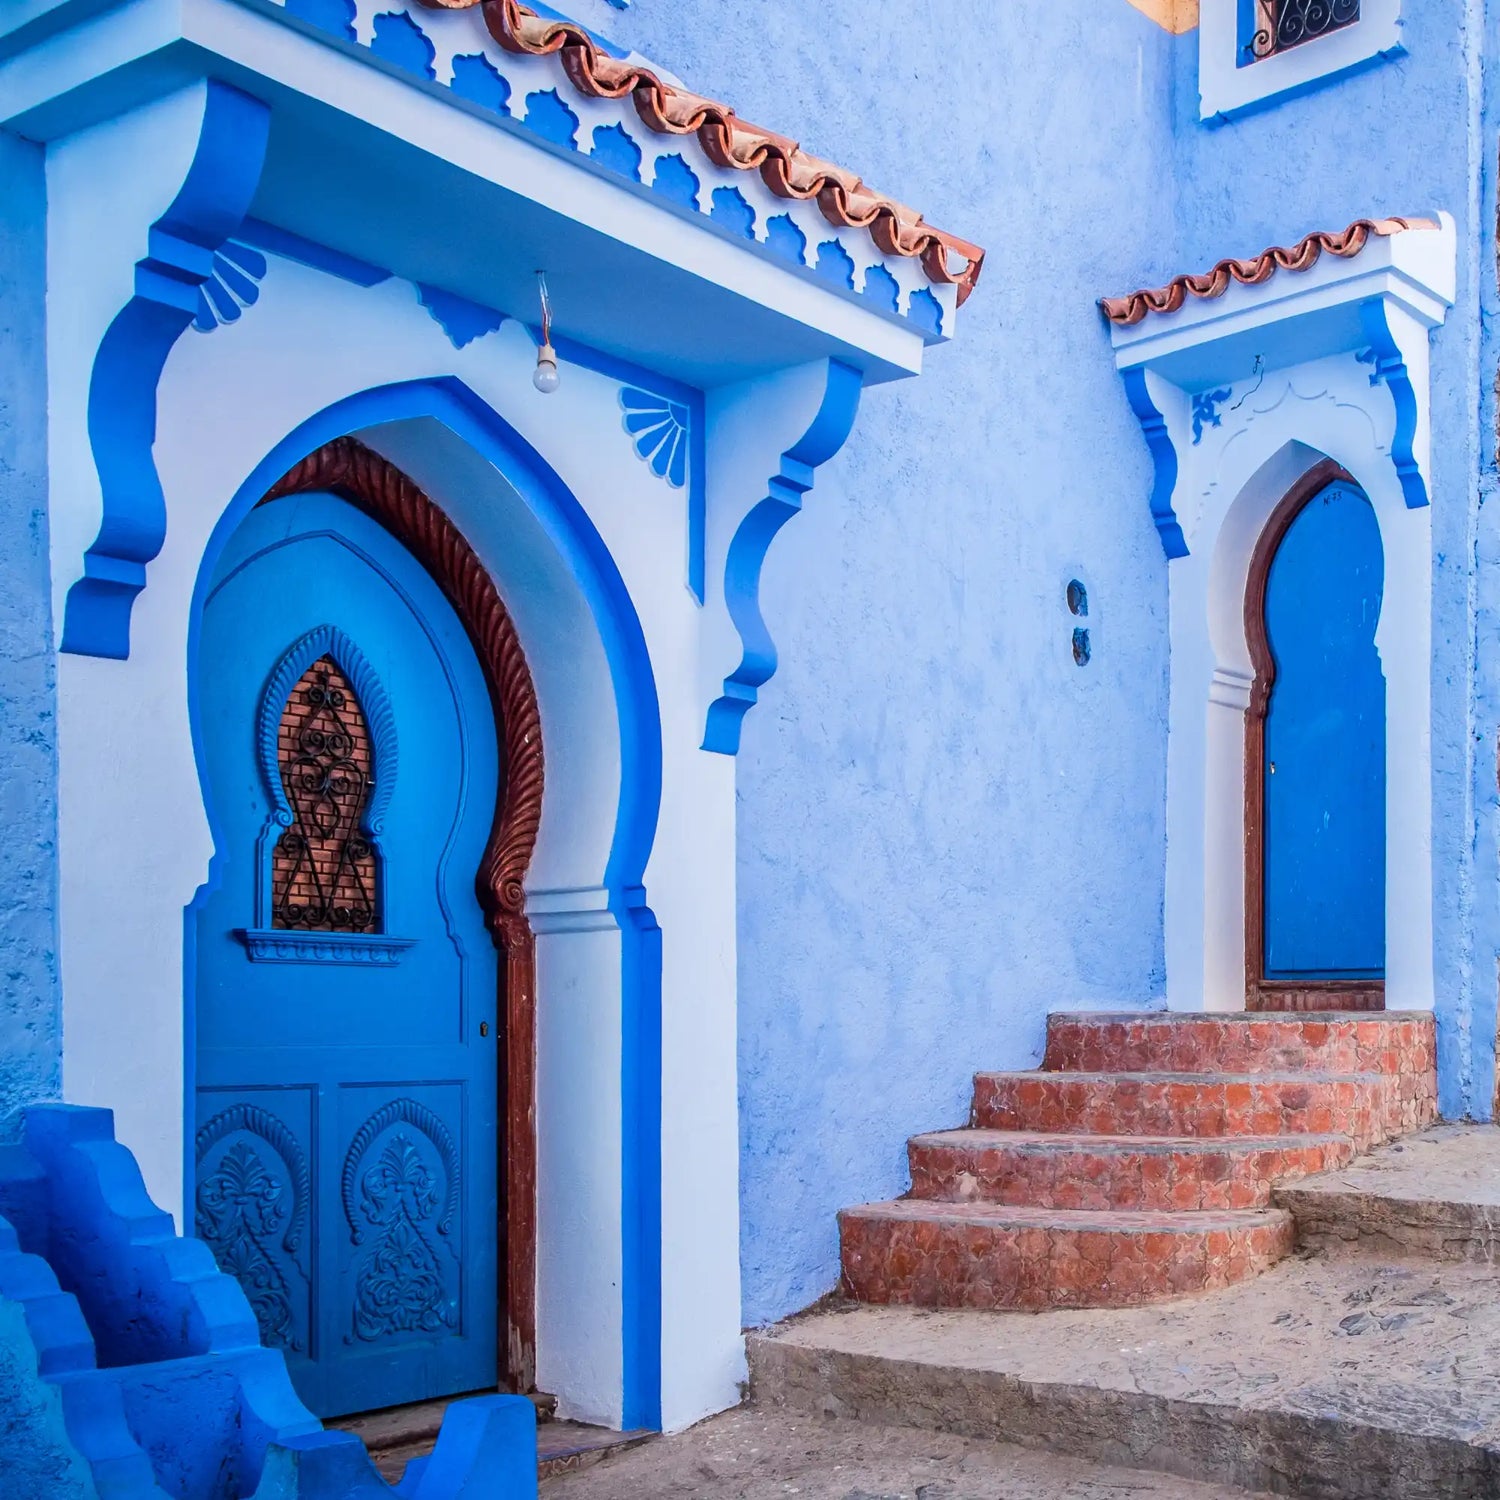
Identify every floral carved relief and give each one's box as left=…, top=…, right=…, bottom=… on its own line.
left=195, top=1104, right=310, bottom=1353
left=341, top=1098, right=461, bottom=1345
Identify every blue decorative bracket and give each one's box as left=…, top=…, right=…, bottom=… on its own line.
left=62, top=82, right=272, bottom=661
left=703, top=359, right=864, bottom=754
left=1121, top=368, right=1188, bottom=560
left=1359, top=299, right=1427, bottom=509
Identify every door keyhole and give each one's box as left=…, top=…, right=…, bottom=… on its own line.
left=479, top=1021, right=489, bottom=1037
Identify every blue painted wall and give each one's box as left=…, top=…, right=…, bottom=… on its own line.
left=0, top=132, right=61, bottom=1137
left=3, top=0, right=1494, bottom=1339
left=574, top=0, right=1498, bottom=1319
left=581, top=0, right=1180, bottom=1323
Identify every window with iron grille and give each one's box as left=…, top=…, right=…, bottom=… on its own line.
left=271, top=655, right=380, bottom=933
left=1250, top=0, right=1361, bottom=61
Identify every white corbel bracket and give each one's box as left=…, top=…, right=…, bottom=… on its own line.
left=1107, top=213, right=1456, bottom=559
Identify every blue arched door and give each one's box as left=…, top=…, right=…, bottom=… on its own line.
left=1258, top=477, right=1385, bottom=989
left=192, top=491, right=500, bottom=1417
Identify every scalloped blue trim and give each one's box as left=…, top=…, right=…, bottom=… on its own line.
left=862, top=263, right=900, bottom=313
left=250, top=6, right=948, bottom=345
left=814, top=239, right=855, bottom=290
left=591, top=123, right=642, bottom=180
left=710, top=187, right=756, bottom=240
left=450, top=52, right=510, bottom=115
left=523, top=88, right=579, bottom=149
left=370, top=10, right=435, bottom=77
left=703, top=359, right=864, bottom=754
left=765, top=214, right=807, bottom=266
left=61, top=82, right=270, bottom=661
left=651, top=153, right=700, bottom=211
left=908, top=287, right=943, bottom=337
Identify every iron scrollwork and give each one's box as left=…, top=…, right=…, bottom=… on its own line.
left=1252, top=0, right=1360, bottom=59
left=272, top=655, right=379, bottom=933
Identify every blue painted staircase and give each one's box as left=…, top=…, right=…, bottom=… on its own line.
left=0, top=1104, right=537, bottom=1499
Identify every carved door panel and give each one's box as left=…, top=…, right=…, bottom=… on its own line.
left=194, top=491, right=499, bottom=1418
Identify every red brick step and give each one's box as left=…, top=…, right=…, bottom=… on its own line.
left=1044, top=1010, right=1434, bottom=1080
left=907, top=1129, right=1353, bottom=1212
left=840, top=1200, right=1294, bottom=1311
left=834, top=1009, right=1437, bottom=1314
left=972, top=1070, right=1389, bottom=1145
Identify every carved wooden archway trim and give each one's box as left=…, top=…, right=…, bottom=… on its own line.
left=263, top=434, right=543, bottom=1391
left=1243, top=456, right=1384, bottom=1014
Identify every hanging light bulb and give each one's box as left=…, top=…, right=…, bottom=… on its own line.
left=533, top=272, right=560, bottom=394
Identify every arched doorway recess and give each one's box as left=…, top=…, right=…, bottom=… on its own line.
left=197, top=436, right=543, bottom=1408
left=1243, top=458, right=1386, bottom=1012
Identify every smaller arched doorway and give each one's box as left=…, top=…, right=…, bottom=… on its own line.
left=1244, top=460, right=1386, bottom=1012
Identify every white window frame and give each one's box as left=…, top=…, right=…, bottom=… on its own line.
left=1199, top=0, right=1404, bottom=122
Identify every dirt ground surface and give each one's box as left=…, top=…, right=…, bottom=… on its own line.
left=537, top=1406, right=1269, bottom=1499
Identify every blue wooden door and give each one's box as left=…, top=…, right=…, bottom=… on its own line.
left=193, top=491, right=499, bottom=1417
left=1262, top=480, right=1385, bottom=980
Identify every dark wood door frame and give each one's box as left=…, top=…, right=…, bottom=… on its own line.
left=1242, top=457, right=1385, bottom=1014
left=263, top=436, right=545, bottom=1391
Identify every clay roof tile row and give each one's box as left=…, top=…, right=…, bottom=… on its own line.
left=419, top=0, right=985, bottom=304
left=1099, top=216, right=1438, bottom=327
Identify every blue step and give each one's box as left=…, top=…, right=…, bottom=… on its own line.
left=0, top=1104, right=537, bottom=1500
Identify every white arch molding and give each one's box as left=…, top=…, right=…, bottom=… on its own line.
left=1106, top=215, right=1456, bottom=1012
left=52, top=263, right=758, bottom=1432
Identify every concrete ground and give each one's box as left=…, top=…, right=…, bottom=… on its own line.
left=538, top=1406, right=1271, bottom=1498
left=745, top=1127, right=1500, bottom=1498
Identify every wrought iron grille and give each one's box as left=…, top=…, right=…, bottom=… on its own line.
left=271, top=655, right=379, bottom=932
left=1251, top=0, right=1360, bottom=59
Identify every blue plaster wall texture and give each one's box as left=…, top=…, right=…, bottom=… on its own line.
left=582, top=0, right=1179, bottom=1324
left=575, top=0, right=1500, bottom=1322
left=0, top=132, right=61, bottom=1136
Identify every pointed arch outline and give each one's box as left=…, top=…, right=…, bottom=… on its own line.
left=1241, top=457, right=1386, bottom=1013
left=186, top=379, right=665, bottom=1428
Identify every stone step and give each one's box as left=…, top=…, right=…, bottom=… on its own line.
left=907, top=1129, right=1354, bottom=1212
left=1044, top=1009, right=1435, bottom=1080
left=1274, top=1122, right=1500, bottom=1263
left=749, top=1256, right=1500, bottom=1499
left=839, top=1199, right=1293, bottom=1310
left=972, top=1070, right=1391, bottom=1144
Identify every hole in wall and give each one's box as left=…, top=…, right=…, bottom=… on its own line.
left=1072, top=628, right=1091, bottom=667
left=1066, top=579, right=1089, bottom=617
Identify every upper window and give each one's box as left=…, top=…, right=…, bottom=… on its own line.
left=1247, top=1, right=1361, bottom=63
left=1200, top=0, right=1401, bottom=121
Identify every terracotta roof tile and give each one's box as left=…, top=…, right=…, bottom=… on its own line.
left=418, top=0, right=985, bottom=305
left=1099, top=216, right=1438, bottom=327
